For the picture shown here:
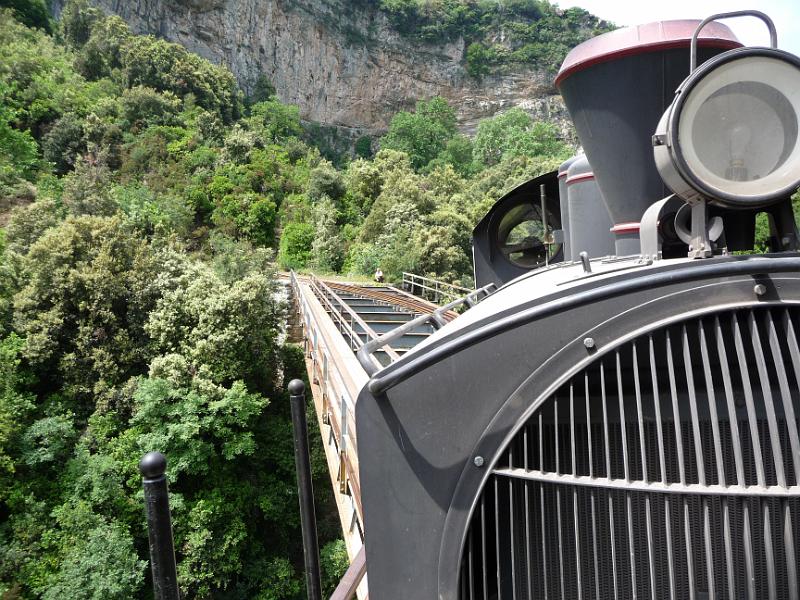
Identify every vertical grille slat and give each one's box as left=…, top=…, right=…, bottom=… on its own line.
left=480, top=495, right=488, bottom=599
left=666, top=330, right=687, bottom=485
left=508, top=446, right=516, bottom=600
left=459, top=307, right=800, bottom=599
left=494, top=477, right=502, bottom=600
left=703, top=498, right=715, bottom=599
left=785, top=500, right=799, bottom=600
left=698, top=320, right=727, bottom=484
left=749, top=312, right=787, bottom=488
left=723, top=498, right=735, bottom=600
left=732, top=313, right=767, bottom=488
left=523, top=427, right=533, bottom=600
left=715, top=314, right=748, bottom=489
left=664, top=496, right=677, bottom=600
left=538, top=413, right=548, bottom=600
left=764, top=500, right=777, bottom=600
left=774, top=311, right=800, bottom=485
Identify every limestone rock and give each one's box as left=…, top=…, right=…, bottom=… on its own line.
left=51, top=0, right=573, bottom=139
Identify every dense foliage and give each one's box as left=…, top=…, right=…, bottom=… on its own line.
left=0, top=1, right=588, bottom=598
left=373, top=0, right=614, bottom=75
left=0, top=4, right=348, bottom=598
left=278, top=95, right=571, bottom=284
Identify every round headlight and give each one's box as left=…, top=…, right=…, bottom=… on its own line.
left=654, top=48, right=800, bottom=207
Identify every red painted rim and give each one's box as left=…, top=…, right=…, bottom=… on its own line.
left=555, top=20, right=742, bottom=87
left=565, top=172, right=595, bottom=185
left=610, top=222, right=641, bottom=234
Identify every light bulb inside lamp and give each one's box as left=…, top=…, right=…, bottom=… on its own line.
left=726, top=123, right=752, bottom=181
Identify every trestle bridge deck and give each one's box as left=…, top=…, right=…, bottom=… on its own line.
left=289, top=272, right=491, bottom=599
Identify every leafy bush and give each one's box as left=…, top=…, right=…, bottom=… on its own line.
left=354, top=135, right=373, bottom=158
left=42, top=113, right=86, bottom=174
left=0, top=0, right=51, bottom=32
left=278, top=221, right=315, bottom=270
left=379, top=96, right=457, bottom=171
left=473, top=107, right=568, bottom=166
left=320, top=540, right=350, bottom=596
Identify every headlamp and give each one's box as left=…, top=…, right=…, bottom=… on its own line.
left=654, top=17, right=800, bottom=208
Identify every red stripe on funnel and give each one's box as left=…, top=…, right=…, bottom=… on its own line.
left=565, top=172, right=595, bottom=185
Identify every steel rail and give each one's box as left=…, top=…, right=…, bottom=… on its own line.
left=327, top=281, right=460, bottom=322
left=308, top=275, right=401, bottom=362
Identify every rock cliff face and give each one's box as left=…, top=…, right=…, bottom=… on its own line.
left=51, top=0, right=572, bottom=138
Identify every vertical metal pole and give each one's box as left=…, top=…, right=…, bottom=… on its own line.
left=139, top=452, right=180, bottom=600
left=540, top=183, right=550, bottom=266
left=288, top=379, right=323, bottom=600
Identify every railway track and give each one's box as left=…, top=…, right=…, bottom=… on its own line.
left=326, top=281, right=460, bottom=322
left=310, top=277, right=444, bottom=366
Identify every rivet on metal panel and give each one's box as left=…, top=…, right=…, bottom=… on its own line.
left=473, top=456, right=485, bottom=468
left=584, top=337, right=596, bottom=349
left=754, top=283, right=767, bottom=296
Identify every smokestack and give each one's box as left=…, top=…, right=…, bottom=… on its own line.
left=566, top=155, right=615, bottom=261
left=556, top=21, right=741, bottom=255
left=557, top=155, right=580, bottom=261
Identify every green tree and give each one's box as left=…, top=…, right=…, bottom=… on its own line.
left=320, top=540, right=349, bottom=597
left=145, top=261, right=281, bottom=391
left=278, top=221, right=315, bottom=270
left=248, top=73, right=276, bottom=104
left=119, top=86, right=181, bottom=130
left=41, top=521, right=146, bottom=600
left=465, top=42, right=491, bottom=78
left=0, top=334, right=35, bottom=486
left=311, top=196, right=344, bottom=272
left=473, top=107, right=568, bottom=166
left=433, top=133, right=478, bottom=175
left=119, top=34, right=241, bottom=122
left=379, top=96, right=458, bottom=170
left=42, top=113, right=86, bottom=174
left=13, top=216, right=155, bottom=408
left=246, top=100, right=303, bottom=143
left=59, top=0, right=104, bottom=48
left=0, top=102, right=39, bottom=190
left=0, top=0, right=51, bottom=32
left=413, top=208, right=473, bottom=281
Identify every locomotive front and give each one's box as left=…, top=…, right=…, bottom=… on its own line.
left=356, top=11, right=800, bottom=599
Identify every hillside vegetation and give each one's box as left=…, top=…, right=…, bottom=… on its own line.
left=374, top=0, right=612, bottom=76
left=0, top=0, right=581, bottom=598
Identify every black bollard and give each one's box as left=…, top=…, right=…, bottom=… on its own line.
left=288, top=379, right=322, bottom=600
left=140, top=452, right=180, bottom=600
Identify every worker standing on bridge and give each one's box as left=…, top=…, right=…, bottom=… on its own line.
left=374, top=268, right=384, bottom=283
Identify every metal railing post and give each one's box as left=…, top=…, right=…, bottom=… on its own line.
left=288, top=380, right=323, bottom=600
left=139, top=452, right=180, bottom=600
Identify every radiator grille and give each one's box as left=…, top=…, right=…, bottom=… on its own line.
left=459, top=307, right=800, bottom=599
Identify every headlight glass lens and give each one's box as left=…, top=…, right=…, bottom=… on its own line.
left=677, top=55, right=800, bottom=200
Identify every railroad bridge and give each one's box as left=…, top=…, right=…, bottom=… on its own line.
left=287, top=272, right=493, bottom=599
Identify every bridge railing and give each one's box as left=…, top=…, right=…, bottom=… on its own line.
left=402, top=271, right=473, bottom=305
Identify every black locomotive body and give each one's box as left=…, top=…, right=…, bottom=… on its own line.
left=356, top=11, right=800, bottom=599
